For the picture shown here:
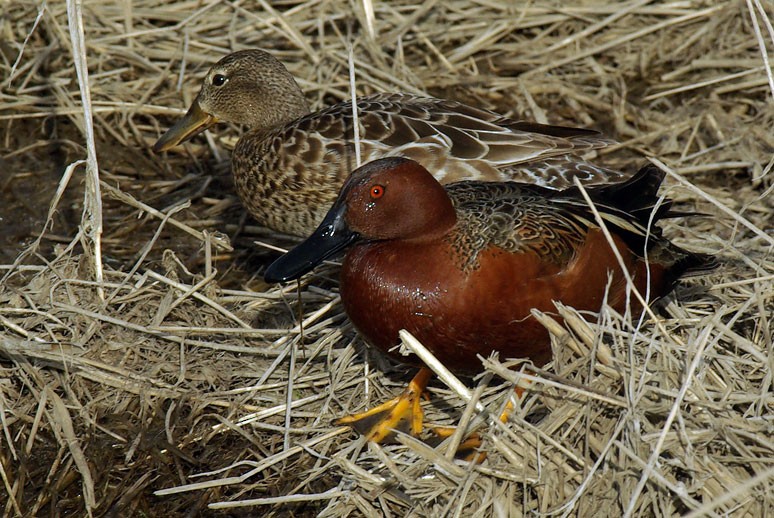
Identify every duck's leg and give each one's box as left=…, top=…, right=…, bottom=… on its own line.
left=431, top=381, right=529, bottom=461
left=336, top=367, right=433, bottom=442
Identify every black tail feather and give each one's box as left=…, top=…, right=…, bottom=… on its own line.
left=585, top=164, right=672, bottom=224
left=662, top=248, right=719, bottom=292
left=560, top=163, right=719, bottom=282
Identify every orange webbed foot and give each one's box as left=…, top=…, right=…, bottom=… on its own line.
left=336, top=370, right=528, bottom=463
left=429, top=386, right=524, bottom=462
left=335, top=368, right=432, bottom=443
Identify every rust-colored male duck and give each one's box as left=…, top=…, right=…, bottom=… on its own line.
left=264, top=157, right=716, bottom=442
left=153, top=49, right=629, bottom=237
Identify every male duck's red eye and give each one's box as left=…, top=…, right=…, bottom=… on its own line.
left=370, top=185, right=385, bottom=199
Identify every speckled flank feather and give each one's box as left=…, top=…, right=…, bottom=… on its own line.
left=445, top=183, right=586, bottom=271
left=156, top=50, right=633, bottom=236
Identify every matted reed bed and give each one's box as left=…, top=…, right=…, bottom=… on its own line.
left=1, top=1, right=772, bottom=516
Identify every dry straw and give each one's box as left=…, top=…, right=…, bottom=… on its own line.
left=0, top=0, right=772, bottom=516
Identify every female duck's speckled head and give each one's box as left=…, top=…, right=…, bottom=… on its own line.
left=154, top=50, right=309, bottom=151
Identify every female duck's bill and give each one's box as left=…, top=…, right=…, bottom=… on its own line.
left=153, top=101, right=218, bottom=152
left=263, top=156, right=716, bottom=446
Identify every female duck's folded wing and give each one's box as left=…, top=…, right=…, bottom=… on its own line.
left=255, top=93, right=625, bottom=188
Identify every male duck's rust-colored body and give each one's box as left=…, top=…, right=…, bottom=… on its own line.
left=341, top=229, right=644, bottom=372
left=265, top=157, right=715, bottom=442
left=154, top=49, right=629, bottom=236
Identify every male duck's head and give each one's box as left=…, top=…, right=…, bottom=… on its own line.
left=264, top=157, right=457, bottom=283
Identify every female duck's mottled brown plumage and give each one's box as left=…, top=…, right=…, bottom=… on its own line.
left=154, top=49, right=630, bottom=236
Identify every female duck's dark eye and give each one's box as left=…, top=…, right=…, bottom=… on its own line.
left=212, top=74, right=227, bottom=87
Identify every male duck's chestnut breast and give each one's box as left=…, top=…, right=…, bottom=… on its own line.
left=339, top=241, right=559, bottom=372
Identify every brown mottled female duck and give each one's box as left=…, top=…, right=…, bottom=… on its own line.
left=153, top=49, right=630, bottom=237
left=264, top=157, right=716, bottom=442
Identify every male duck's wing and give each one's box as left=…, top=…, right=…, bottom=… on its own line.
left=447, top=165, right=715, bottom=278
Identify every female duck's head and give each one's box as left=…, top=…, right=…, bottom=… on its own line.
left=154, top=49, right=309, bottom=152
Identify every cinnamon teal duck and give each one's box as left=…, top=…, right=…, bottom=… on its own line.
left=264, top=157, right=716, bottom=443
left=153, top=49, right=630, bottom=237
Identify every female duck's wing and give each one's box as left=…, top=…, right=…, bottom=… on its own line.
left=261, top=93, right=625, bottom=189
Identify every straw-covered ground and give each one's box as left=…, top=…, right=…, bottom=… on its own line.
left=1, top=0, right=772, bottom=516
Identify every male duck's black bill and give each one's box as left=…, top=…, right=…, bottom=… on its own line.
left=264, top=203, right=359, bottom=283
left=153, top=100, right=217, bottom=152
